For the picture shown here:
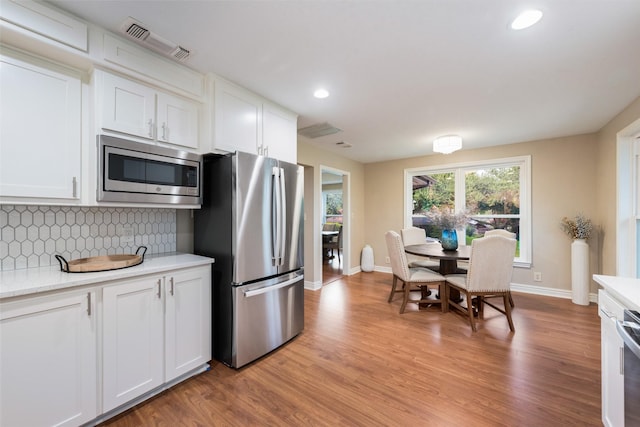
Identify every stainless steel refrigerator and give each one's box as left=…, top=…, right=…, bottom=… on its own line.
left=194, top=151, right=304, bottom=368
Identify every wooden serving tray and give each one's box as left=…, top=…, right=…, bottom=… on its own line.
left=56, top=247, right=147, bottom=273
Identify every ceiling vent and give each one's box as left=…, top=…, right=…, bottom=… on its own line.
left=297, top=122, right=342, bottom=139
left=336, top=141, right=352, bottom=148
left=120, top=17, right=191, bottom=63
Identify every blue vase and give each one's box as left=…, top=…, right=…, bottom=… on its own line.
left=441, top=229, right=458, bottom=251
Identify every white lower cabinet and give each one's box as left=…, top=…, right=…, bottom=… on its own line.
left=598, top=289, right=625, bottom=427
left=165, top=267, right=212, bottom=381
left=102, top=276, right=165, bottom=412
left=0, top=288, right=97, bottom=427
left=102, top=265, right=212, bottom=413
left=0, top=263, right=211, bottom=427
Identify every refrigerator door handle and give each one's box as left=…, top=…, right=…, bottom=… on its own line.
left=242, top=275, right=301, bottom=298
left=279, top=167, right=287, bottom=267
left=272, top=166, right=283, bottom=266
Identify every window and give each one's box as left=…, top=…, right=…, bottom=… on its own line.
left=405, top=156, right=531, bottom=266
left=323, top=190, right=343, bottom=225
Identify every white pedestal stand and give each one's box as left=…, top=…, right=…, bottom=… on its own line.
left=571, top=239, right=590, bottom=305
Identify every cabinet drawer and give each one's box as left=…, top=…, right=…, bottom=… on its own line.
left=599, top=289, right=625, bottom=320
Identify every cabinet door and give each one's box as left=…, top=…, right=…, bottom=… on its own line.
left=157, top=92, right=199, bottom=149
left=102, top=276, right=164, bottom=412
left=101, top=72, right=156, bottom=140
left=213, top=79, right=262, bottom=154
left=0, top=52, right=81, bottom=200
left=0, top=290, right=97, bottom=427
left=165, top=266, right=212, bottom=381
left=262, top=101, right=298, bottom=163
left=599, top=290, right=625, bottom=427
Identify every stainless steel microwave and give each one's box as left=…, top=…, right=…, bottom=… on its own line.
left=97, top=135, right=202, bottom=206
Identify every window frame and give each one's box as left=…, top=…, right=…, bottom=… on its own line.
left=404, top=155, right=532, bottom=267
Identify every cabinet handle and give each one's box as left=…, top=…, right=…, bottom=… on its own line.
left=87, top=292, right=91, bottom=316
left=157, top=279, right=162, bottom=298
left=264, top=146, right=268, bottom=157
left=72, top=177, right=77, bottom=198
left=162, top=122, right=167, bottom=140
left=148, top=119, right=154, bottom=138
left=170, top=277, right=174, bottom=296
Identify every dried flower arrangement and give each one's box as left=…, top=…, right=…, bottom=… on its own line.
left=427, top=206, right=468, bottom=230
left=561, top=214, right=593, bottom=240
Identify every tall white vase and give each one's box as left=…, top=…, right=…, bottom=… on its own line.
left=571, top=239, right=589, bottom=305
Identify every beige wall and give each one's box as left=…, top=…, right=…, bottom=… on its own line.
left=297, top=141, right=366, bottom=285
left=297, top=96, right=640, bottom=293
left=596, top=96, right=640, bottom=275
left=364, top=134, right=600, bottom=292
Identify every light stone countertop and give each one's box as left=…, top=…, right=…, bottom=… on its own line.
left=594, top=274, right=640, bottom=312
left=0, top=252, right=214, bottom=300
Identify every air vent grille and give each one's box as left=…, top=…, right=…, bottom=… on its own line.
left=120, top=17, right=191, bottom=63
left=173, top=46, right=190, bottom=61
left=125, top=23, right=149, bottom=40
left=297, top=122, right=342, bottom=139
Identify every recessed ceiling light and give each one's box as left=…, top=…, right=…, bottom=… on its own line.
left=511, top=9, right=543, bottom=30
left=313, top=88, right=329, bottom=99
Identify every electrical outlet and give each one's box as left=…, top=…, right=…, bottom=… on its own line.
left=118, top=225, right=135, bottom=244
left=534, top=272, right=542, bottom=282
left=385, top=256, right=391, bottom=264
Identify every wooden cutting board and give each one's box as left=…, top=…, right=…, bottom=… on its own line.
left=56, top=247, right=147, bottom=273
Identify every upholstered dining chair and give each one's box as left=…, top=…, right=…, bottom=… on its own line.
left=400, top=227, right=440, bottom=271
left=444, top=235, right=517, bottom=332
left=485, top=229, right=516, bottom=239
left=483, top=229, right=517, bottom=307
left=385, top=231, right=446, bottom=314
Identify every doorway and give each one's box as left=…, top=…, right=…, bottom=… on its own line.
left=321, top=167, right=348, bottom=285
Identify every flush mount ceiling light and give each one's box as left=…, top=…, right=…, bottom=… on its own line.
left=433, top=135, right=462, bottom=154
left=313, top=88, right=329, bottom=99
left=511, top=9, right=543, bottom=30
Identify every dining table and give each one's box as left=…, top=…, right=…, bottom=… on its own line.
left=404, top=243, right=472, bottom=303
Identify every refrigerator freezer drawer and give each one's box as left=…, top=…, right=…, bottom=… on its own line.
left=233, top=273, right=304, bottom=368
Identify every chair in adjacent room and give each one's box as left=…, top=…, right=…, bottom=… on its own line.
left=444, top=235, right=517, bottom=332
left=323, top=224, right=342, bottom=262
left=400, top=227, right=440, bottom=271
left=385, top=230, right=446, bottom=314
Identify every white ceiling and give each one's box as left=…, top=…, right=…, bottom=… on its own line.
left=48, top=0, right=640, bottom=164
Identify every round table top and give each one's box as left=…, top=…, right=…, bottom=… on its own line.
left=404, top=244, right=471, bottom=260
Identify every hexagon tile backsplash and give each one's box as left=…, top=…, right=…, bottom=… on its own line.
left=0, top=205, right=177, bottom=271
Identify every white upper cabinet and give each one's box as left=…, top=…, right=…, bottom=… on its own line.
left=157, top=92, right=199, bottom=148
left=263, top=100, right=298, bottom=164
left=0, top=49, right=82, bottom=203
left=212, top=77, right=263, bottom=154
left=0, top=0, right=88, bottom=52
left=209, top=75, right=298, bottom=163
left=99, top=71, right=200, bottom=150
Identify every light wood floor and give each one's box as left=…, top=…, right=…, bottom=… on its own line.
left=322, top=253, right=343, bottom=285
left=101, top=271, right=602, bottom=427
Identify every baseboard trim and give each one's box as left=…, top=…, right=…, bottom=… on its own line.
left=364, top=266, right=597, bottom=302
left=305, top=280, right=322, bottom=291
